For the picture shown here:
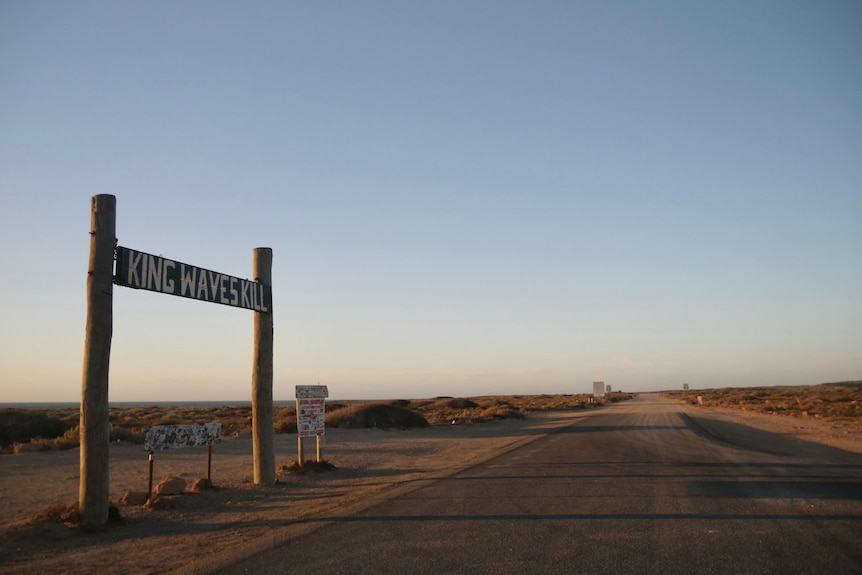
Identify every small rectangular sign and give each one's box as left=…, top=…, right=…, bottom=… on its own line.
left=593, top=381, right=606, bottom=398
left=296, top=385, right=329, bottom=399
left=144, top=423, right=221, bottom=451
left=115, top=246, right=272, bottom=313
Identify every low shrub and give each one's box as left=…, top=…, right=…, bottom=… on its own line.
left=605, top=393, right=635, bottom=404
left=432, top=398, right=479, bottom=410
left=28, top=427, right=80, bottom=451
left=274, top=406, right=297, bottom=434
left=664, top=381, right=861, bottom=420
left=479, top=407, right=525, bottom=421
left=0, top=410, right=70, bottom=448
left=109, top=426, right=144, bottom=444
left=326, top=402, right=428, bottom=429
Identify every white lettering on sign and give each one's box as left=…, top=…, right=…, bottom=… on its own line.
left=229, top=276, right=239, bottom=306
left=115, top=246, right=273, bottom=313
left=240, top=280, right=251, bottom=308
left=197, top=270, right=209, bottom=300
left=180, top=264, right=196, bottom=297
left=207, top=270, right=219, bottom=302
left=127, top=250, right=142, bottom=286
left=163, top=259, right=175, bottom=292
left=147, top=254, right=159, bottom=291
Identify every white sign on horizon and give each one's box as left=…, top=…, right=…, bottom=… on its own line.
left=593, top=381, right=606, bottom=399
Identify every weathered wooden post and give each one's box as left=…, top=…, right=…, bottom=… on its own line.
left=207, top=443, right=213, bottom=481
left=252, top=247, right=275, bottom=485
left=296, top=431, right=304, bottom=465
left=147, top=452, right=154, bottom=500
left=80, top=194, right=115, bottom=529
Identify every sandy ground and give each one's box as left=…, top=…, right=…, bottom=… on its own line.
left=1, top=399, right=860, bottom=575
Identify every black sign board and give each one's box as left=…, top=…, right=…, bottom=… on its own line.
left=114, top=246, right=272, bottom=313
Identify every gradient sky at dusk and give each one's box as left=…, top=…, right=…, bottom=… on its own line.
left=1, top=1, right=860, bottom=402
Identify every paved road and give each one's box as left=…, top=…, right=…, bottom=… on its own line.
left=217, top=395, right=862, bottom=574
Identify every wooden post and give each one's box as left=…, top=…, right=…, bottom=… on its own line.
left=207, top=443, right=213, bottom=481
left=295, top=395, right=304, bottom=464
left=251, top=247, right=275, bottom=485
left=80, top=194, right=115, bottom=529
left=316, top=436, right=322, bottom=462
left=147, top=452, right=154, bottom=500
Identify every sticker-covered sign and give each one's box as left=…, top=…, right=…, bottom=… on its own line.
left=144, top=423, right=221, bottom=451
left=297, top=398, right=326, bottom=437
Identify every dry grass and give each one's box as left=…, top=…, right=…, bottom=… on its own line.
left=663, top=381, right=862, bottom=421
left=274, top=406, right=297, bottom=434
left=0, top=405, right=253, bottom=453
left=0, top=393, right=634, bottom=453
left=326, top=402, right=429, bottom=429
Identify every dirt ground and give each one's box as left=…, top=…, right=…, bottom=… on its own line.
left=1, top=398, right=860, bottom=575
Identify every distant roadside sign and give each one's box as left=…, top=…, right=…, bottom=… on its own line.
left=297, top=398, right=325, bottom=437
left=295, top=385, right=329, bottom=438
left=296, top=385, right=329, bottom=399
left=593, top=381, right=606, bottom=399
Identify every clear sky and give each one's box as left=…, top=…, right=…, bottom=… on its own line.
left=1, top=1, right=860, bottom=403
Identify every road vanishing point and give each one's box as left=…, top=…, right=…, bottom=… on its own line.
left=216, top=394, right=862, bottom=575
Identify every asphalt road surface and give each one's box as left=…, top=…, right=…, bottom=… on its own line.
left=217, top=395, right=862, bottom=575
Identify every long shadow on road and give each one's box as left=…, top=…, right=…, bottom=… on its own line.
left=679, top=412, right=862, bottom=462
